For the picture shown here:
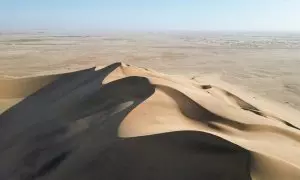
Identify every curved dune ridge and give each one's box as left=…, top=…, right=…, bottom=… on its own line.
left=0, top=62, right=300, bottom=180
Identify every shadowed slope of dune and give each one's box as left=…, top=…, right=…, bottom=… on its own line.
left=0, top=63, right=300, bottom=180
left=0, top=75, right=59, bottom=113
left=0, top=74, right=60, bottom=99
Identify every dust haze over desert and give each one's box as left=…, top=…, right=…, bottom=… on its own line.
left=1, top=1, right=300, bottom=180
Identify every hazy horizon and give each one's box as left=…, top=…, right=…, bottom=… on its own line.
left=2, top=29, right=300, bottom=36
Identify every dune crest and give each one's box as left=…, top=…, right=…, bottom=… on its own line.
left=0, top=62, right=300, bottom=180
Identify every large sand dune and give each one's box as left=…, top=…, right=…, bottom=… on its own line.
left=1, top=62, right=300, bottom=180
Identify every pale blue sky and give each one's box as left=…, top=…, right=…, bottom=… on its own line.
left=1, top=0, right=300, bottom=32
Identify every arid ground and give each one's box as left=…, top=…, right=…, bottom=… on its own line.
left=1, top=31, right=300, bottom=109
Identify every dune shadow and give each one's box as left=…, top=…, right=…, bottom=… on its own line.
left=95, top=131, right=252, bottom=180
left=0, top=63, right=155, bottom=180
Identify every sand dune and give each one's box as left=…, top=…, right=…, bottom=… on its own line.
left=0, top=62, right=300, bottom=180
